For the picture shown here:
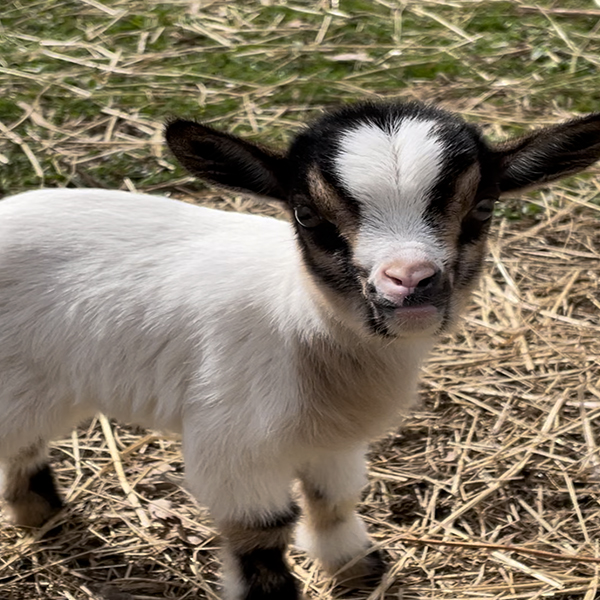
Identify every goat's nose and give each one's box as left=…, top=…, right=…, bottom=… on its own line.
left=375, top=261, right=439, bottom=301
left=384, top=263, right=437, bottom=291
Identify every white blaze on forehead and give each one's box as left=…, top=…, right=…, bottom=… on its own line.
left=334, top=118, right=444, bottom=218
left=334, top=118, right=449, bottom=272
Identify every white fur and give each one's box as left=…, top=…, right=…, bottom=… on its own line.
left=296, top=447, right=371, bottom=567
left=335, top=119, right=443, bottom=217
left=296, top=513, right=369, bottom=571
left=0, top=189, right=429, bottom=531
left=222, top=551, right=247, bottom=600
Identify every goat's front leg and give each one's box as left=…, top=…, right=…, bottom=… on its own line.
left=219, top=502, right=301, bottom=600
left=297, top=447, right=386, bottom=588
left=184, top=439, right=302, bottom=600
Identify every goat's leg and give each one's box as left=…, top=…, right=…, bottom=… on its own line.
left=184, top=440, right=302, bottom=600
left=218, top=502, right=301, bottom=600
left=297, top=447, right=386, bottom=588
left=0, top=440, right=63, bottom=527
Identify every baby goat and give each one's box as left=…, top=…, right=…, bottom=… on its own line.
left=1, top=102, right=600, bottom=600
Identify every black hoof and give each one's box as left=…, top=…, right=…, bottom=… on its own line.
left=333, top=548, right=388, bottom=590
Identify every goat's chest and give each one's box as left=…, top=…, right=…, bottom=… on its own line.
left=294, top=343, right=424, bottom=447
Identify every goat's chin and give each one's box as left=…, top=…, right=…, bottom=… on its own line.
left=385, top=306, right=443, bottom=339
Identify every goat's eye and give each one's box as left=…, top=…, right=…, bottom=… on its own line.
left=294, top=205, right=323, bottom=228
left=471, top=198, right=496, bottom=221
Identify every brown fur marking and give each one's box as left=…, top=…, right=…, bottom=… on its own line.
left=439, top=162, right=483, bottom=246
left=300, top=480, right=356, bottom=531
left=1, top=442, right=62, bottom=527
left=306, top=166, right=359, bottom=245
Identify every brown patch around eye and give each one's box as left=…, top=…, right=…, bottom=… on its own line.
left=437, top=162, right=482, bottom=246
left=306, top=165, right=359, bottom=246
left=454, top=162, right=482, bottom=215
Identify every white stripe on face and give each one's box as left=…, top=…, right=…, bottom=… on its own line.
left=333, top=118, right=448, bottom=273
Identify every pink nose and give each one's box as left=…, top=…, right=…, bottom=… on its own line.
left=375, top=261, right=437, bottom=302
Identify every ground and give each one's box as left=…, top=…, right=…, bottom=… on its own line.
left=0, top=1, right=599, bottom=599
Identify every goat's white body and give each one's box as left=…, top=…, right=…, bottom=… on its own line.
left=0, top=189, right=430, bottom=524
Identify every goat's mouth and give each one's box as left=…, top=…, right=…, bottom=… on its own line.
left=393, top=304, right=438, bottom=318
left=360, top=276, right=452, bottom=337
left=366, top=296, right=444, bottom=338
left=387, top=301, right=440, bottom=325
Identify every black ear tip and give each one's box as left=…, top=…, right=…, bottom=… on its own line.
left=165, top=118, right=221, bottom=138
left=165, top=119, right=198, bottom=144
left=579, top=112, right=600, bottom=124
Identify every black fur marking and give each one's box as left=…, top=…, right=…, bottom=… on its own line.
left=238, top=548, right=300, bottom=600
left=295, top=226, right=362, bottom=298
left=459, top=217, right=493, bottom=246
left=299, top=220, right=348, bottom=254
left=258, top=502, right=300, bottom=530
left=453, top=248, right=486, bottom=290
left=365, top=304, right=393, bottom=338
left=497, top=112, right=600, bottom=192
left=289, top=101, right=481, bottom=165
left=288, top=101, right=485, bottom=223
left=333, top=547, right=388, bottom=590
left=28, top=464, right=63, bottom=510
left=424, top=140, right=482, bottom=222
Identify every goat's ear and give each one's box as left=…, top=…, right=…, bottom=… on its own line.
left=165, top=120, right=289, bottom=201
left=492, top=113, right=600, bottom=194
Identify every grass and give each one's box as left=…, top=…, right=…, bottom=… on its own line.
left=1, top=1, right=600, bottom=599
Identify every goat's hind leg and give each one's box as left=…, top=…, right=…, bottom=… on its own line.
left=0, top=440, right=63, bottom=527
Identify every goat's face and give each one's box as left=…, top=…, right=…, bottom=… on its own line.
left=166, top=102, right=600, bottom=339
left=285, top=104, right=494, bottom=338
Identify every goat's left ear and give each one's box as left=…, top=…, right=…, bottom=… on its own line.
left=165, top=120, right=289, bottom=201
left=493, top=113, right=600, bottom=194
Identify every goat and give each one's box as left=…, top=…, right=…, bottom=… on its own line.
left=1, top=101, right=599, bottom=600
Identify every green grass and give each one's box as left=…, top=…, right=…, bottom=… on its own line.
left=1, top=0, right=600, bottom=210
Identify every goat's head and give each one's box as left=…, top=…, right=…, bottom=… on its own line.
left=166, top=102, right=600, bottom=339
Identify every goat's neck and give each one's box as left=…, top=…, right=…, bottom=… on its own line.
left=278, top=260, right=434, bottom=446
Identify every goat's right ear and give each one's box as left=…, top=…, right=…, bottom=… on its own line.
left=165, top=120, right=289, bottom=201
